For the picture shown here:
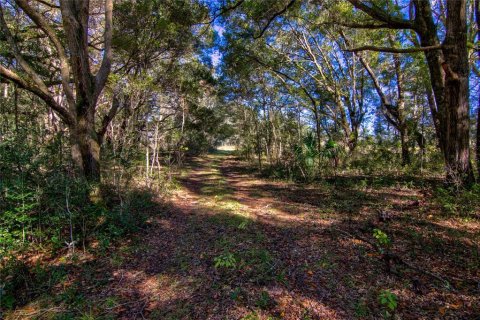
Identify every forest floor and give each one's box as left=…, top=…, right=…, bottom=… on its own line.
left=6, top=151, right=480, bottom=319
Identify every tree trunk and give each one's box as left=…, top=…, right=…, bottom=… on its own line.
left=70, top=111, right=101, bottom=183
left=476, top=89, right=480, bottom=178
left=476, top=0, right=480, bottom=179
left=347, top=0, right=474, bottom=185
left=440, top=0, right=475, bottom=185
left=399, top=126, right=410, bottom=166
left=415, top=0, right=474, bottom=186
left=312, top=104, right=322, bottom=155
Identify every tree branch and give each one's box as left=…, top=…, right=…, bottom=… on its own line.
left=97, top=93, right=121, bottom=142
left=333, top=21, right=390, bottom=29
left=95, top=0, right=113, bottom=101
left=15, top=0, right=75, bottom=108
left=345, top=44, right=442, bottom=53
left=0, top=64, right=74, bottom=125
left=346, top=0, right=415, bottom=30
left=0, top=3, right=49, bottom=94
left=207, top=0, right=245, bottom=24
left=253, top=0, right=296, bottom=39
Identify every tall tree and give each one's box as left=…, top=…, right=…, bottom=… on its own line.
left=0, top=0, right=208, bottom=183
left=0, top=0, right=113, bottom=182
left=345, top=0, right=475, bottom=186
left=475, top=0, right=480, bottom=177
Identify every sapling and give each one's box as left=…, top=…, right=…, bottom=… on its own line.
left=378, top=290, right=398, bottom=318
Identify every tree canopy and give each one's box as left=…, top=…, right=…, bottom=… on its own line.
left=1, top=0, right=480, bottom=319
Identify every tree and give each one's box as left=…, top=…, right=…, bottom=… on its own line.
left=0, top=0, right=113, bottom=183
left=345, top=0, right=475, bottom=186
left=341, top=31, right=414, bottom=165
left=475, top=0, right=480, bottom=177
left=0, top=0, right=209, bottom=184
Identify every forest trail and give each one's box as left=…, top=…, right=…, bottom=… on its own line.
left=99, top=151, right=479, bottom=319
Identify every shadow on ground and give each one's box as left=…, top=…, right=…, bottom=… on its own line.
left=5, top=153, right=480, bottom=319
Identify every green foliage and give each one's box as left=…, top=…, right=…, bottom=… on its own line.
left=293, top=132, right=319, bottom=178
left=373, top=229, right=391, bottom=253
left=114, top=0, right=209, bottom=66
left=378, top=290, right=398, bottom=317
left=0, top=130, right=156, bottom=310
left=240, top=313, right=261, bottom=320
left=230, top=287, right=243, bottom=301
left=240, top=248, right=277, bottom=283
left=354, top=299, right=370, bottom=318
left=214, top=252, right=237, bottom=269
left=238, top=220, right=249, bottom=229
left=255, top=290, right=272, bottom=309
left=434, top=185, right=480, bottom=217
left=321, top=139, right=340, bottom=160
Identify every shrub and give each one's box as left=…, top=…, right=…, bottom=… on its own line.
left=435, top=185, right=480, bottom=217
left=373, top=229, right=391, bottom=253
left=214, top=252, right=237, bottom=269
left=378, top=290, right=398, bottom=317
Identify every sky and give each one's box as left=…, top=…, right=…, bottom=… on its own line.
left=209, top=23, right=226, bottom=71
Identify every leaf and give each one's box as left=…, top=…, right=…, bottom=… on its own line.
left=449, top=301, right=463, bottom=309
left=438, top=306, right=446, bottom=316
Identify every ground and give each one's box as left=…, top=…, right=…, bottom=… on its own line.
left=5, top=151, right=480, bottom=319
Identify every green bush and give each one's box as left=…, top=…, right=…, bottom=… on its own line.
left=0, top=132, right=157, bottom=311
left=378, top=290, right=398, bottom=318
left=435, top=184, right=480, bottom=217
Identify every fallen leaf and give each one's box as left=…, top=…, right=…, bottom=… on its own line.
left=439, top=307, right=446, bottom=316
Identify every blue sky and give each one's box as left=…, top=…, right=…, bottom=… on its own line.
left=211, top=25, right=225, bottom=67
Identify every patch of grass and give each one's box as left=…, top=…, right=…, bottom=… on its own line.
left=209, top=211, right=252, bottom=229
left=110, top=253, right=124, bottom=268
left=255, top=290, right=273, bottom=309
left=215, top=236, right=233, bottom=250
left=230, top=287, right=244, bottom=301
left=241, top=312, right=261, bottom=320
left=103, top=296, right=119, bottom=309
left=218, top=199, right=243, bottom=212
left=354, top=299, right=370, bottom=318
left=239, top=248, right=278, bottom=284
left=199, top=185, right=230, bottom=197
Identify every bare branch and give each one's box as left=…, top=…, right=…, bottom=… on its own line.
left=207, top=0, right=245, bottom=24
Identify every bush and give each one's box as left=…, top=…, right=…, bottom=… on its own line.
left=378, top=290, right=398, bottom=317
left=0, top=131, right=157, bottom=310
left=434, top=184, right=480, bottom=217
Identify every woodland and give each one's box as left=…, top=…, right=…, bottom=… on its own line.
left=0, top=0, right=480, bottom=319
